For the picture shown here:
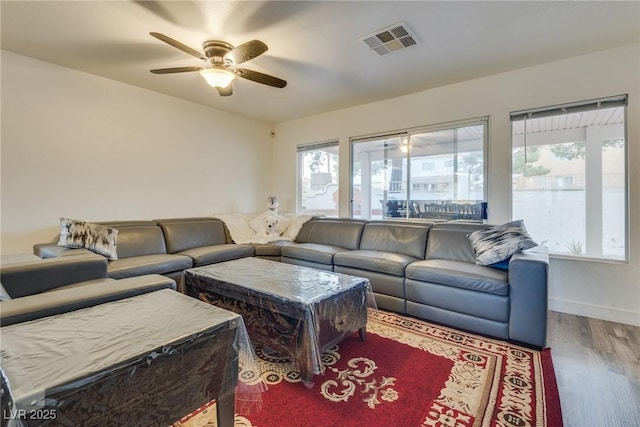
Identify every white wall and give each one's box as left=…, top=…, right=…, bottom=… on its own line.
left=1, top=50, right=272, bottom=253
left=271, top=43, right=640, bottom=326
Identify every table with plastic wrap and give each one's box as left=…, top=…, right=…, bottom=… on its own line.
left=0, top=289, right=247, bottom=427
left=185, top=257, right=373, bottom=384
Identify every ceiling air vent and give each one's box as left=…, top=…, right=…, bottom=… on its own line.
left=361, top=22, right=418, bottom=56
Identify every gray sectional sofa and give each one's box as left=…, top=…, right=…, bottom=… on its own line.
left=281, top=218, right=548, bottom=347
left=35, top=218, right=254, bottom=291
left=31, top=216, right=549, bottom=347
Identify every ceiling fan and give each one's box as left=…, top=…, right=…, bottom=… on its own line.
left=149, top=32, right=287, bottom=96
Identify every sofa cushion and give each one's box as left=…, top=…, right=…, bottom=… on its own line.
left=156, top=218, right=228, bottom=253
left=47, top=278, right=117, bottom=290
left=405, top=259, right=509, bottom=296
left=0, top=254, right=108, bottom=298
left=425, top=223, right=488, bottom=262
left=107, top=254, right=192, bottom=279
left=178, top=244, right=254, bottom=266
left=359, top=222, right=431, bottom=259
left=295, top=219, right=366, bottom=250
left=334, top=250, right=418, bottom=277
left=58, top=218, right=119, bottom=260
left=251, top=240, right=294, bottom=257
left=281, top=243, right=349, bottom=265
left=467, top=220, right=537, bottom=265
left=109, top=225, right=168, bottom=259
left=0, top=275, right=176, bottom=326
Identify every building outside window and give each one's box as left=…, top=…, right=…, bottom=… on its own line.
left=511, top=95, right=628, bottom=261
left=297, top=141, right=339, bottom=216
left=351, top=118, right=487, bottom=221
left=422, top=162, right=435, bottom=171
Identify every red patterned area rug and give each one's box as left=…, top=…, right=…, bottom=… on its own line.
left=174, top=310, right=562, bottom=427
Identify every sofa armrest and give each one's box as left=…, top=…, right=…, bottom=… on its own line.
left=33, top=243, right=95, bottom=258
left=508, top=246, right=549, bottom=347
left=0, top=274, right=176, bottom=326
left=0, top=254, right=108, bottom=298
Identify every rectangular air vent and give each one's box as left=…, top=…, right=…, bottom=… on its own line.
left=361, top=22, right=418, bottom=56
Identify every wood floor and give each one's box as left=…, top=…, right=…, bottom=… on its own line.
left=547, top=311, right=640, bottom=427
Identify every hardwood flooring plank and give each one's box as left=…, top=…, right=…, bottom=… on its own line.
left=548, top=311, right=640, bottom=427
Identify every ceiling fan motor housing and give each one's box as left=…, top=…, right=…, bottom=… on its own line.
left=202, top=41, right=234, bottom=65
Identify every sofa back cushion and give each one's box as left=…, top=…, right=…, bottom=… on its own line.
left=360, top=222, right=431, bottom=259
left=0, top=254, right=108, bottom=298
left=100, top=222, right=167, bottom=259
left=426, top=222, right=490, bottom=262
left=295, top=219, right=366, bottom=250
left=156, top=218, right=227, bottom=253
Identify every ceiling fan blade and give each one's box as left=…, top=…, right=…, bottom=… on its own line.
left=224, top=40, right=268, bottom=65
left=150, top=32, right=207, bottom=61
left=150, top=66, right=203, bottom=74
left=235, top=68, right=287, bottom=88
left=216, top=85, right=233, bottom=96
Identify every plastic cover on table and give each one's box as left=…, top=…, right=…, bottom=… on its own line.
left=0, top=289, right=262, bottom=426
left=185, top=258, right=377, bottom=385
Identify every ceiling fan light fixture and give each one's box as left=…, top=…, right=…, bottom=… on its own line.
left=150, top=33, right=286, bottom=94
left=200, top=68, right=236, bottom=88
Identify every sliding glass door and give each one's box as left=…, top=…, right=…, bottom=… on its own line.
left=351, top=119, right=487, bottom=220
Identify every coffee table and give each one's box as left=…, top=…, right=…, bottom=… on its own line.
left=0, top=289, right=247, bottom=427
left=185, top=258, right=373, bottom=384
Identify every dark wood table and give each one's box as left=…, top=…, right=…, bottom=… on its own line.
left=185, top=258, right=371, bottom=384
left=0, top=289, right=244, bottom=427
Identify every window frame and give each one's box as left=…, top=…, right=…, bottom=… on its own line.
left=509, top=95, right=629, bottom=263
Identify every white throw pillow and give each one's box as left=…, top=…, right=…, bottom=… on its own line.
left=57, top=218, right=118, bottom=260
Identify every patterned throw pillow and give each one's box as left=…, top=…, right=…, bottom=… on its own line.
left=57, top=218, right=119, bottom=260
left=467, top=220, right=537, bottom=266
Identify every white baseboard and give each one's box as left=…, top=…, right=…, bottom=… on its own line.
left=549, top=298, right=640, bottom=327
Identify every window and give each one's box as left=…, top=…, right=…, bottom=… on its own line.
left=422, top=162, right=435, bottom=171
left=297, top=141, right=339, bottom=216
left=351, top=118, right=487, bottom=221
left=511, top=95, right=627, bottom=261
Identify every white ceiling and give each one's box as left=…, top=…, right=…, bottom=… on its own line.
left=2, top=1, right=638, bottom=124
